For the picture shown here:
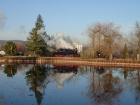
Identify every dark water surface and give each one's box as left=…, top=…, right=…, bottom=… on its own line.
left=0, top=64, right=140, bottom=105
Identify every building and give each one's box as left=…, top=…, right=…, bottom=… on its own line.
left=73, top=42, right=83, bottom=53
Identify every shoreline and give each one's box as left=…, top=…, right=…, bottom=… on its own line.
left=0, top=57, right=140, bottom=69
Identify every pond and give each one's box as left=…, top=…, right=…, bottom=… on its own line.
left=0, top=64, right=140, bottom=105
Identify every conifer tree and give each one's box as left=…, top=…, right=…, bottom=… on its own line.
left=26, top=14, right=48, bottom=56
left=4, top=41, right=17, bottom=56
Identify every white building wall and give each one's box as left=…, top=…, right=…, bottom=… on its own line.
left=73, top=42, right=83, bottom=52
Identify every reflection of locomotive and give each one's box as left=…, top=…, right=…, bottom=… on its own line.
left=53, top=64, right=78, bottom=74
left=53, top=48, right=80, bottom=57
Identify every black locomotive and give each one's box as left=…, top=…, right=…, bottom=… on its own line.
left=53, top=48, right=80, bottom=57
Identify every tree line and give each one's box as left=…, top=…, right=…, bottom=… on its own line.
left=1, top=14, right=51, bottom=56
left=82, top=21, right=140, bottom=60
left=1, top=14, right=140, bottom=60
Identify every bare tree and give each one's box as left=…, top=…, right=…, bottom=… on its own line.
left=128, top=21, right=140, bottom=60
left=135, top=21, right=140, bottom=53
left=135, top=21, right=140, bottom=60
left=87, top=22, right=122, bottom=60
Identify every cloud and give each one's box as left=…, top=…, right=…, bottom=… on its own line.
left=0, top=10, right=6, bottom=29
left=18, top=25, right=26, bottom=34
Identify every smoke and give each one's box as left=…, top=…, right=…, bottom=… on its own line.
left=56, top=33, right=75, bottom=49
left=37, top=28, right=45, bottom=35
left=37, top=28, right=55, bottom=48
left=57, top=32, right=64, bottom=38
left=18, top=25, right=26, bottom=34
left=56, top=72, right=75, bottom=89
left=37, top=28, right=75, bottom=51
left=0, top=10, right=6, bottom=29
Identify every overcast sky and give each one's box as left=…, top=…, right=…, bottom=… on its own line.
left=0, top=0, right=140, bottom=45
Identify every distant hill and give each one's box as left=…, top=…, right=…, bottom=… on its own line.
left=0, top=40, right=26, bottom=46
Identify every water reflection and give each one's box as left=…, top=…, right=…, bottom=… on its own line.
left=87, top=67, right=122, bottom=105
left=52, top=65, right=77, bottom=88
left=3, top=65, right=17, bottom=77
left=0, top=64, right=140, bottom=105
left=25, top=64, right=78, bottom=105
left=94, top=67, right=105, bottom=74
left=124, top=68, right=140, bottom=105
left=25, top=65, right=47, bottom=105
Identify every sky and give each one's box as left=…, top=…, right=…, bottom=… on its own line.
left=0, top=0, right=140, bottom=45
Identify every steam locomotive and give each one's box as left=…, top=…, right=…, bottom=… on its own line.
left=53, top=48, right=80, bottom=57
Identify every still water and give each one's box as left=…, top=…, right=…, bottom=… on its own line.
left=0, top=64, right=140, bottom=105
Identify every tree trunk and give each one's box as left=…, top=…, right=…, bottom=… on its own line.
left=34, top=51, right=36, bottom=57
left=109, top=53, right=113, bottom=60
left=137, top=54, right=140, bottom=60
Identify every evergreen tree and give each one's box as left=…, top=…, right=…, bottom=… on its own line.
left=26, top=14, right=48, bottom=56
left=4, top=41, right=17, bottom=56
left=123, top=43, right=128, bottom=59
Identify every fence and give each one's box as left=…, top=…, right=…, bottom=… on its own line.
left=0, top=57, right=140, bottom=69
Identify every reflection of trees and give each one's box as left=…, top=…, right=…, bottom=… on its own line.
left=135, top=71, right=140, bottom=104
left=25, top=65, right=47, bottom=105
left=132, top=70, right=140, bottom=104
left=87, top=68, right=122, bottom=105
left=123, top=69, right=128, bottom=80
left=94, top=67, right=105, bottom=75
left=122, top=68, right=140, bottom=104
left=78, top=66, right=92, bottom=74
left=3, top=65, right=17, bottom=77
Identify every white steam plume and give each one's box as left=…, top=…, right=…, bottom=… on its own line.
left=37, top=28, right=56, bottom=48
left=37, top=28, right=75, bottom=50
left=56, top=33, right=75, bottom=49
